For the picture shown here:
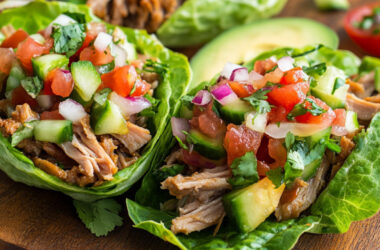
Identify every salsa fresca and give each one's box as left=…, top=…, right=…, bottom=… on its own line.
left=0, top=13, right=163, bottom=187
left=159, top=52, right=361, bottom=235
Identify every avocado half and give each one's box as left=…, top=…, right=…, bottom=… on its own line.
left=190, top=17, right=339, bottom=89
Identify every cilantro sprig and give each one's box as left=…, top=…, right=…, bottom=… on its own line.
left=287, top=97, right=326, bottom=120
left=243, top=89, right=272, bottom=114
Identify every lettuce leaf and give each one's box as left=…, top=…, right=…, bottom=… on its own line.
left=0, top=1, right=191, bottom=202
left=157, top=0, right=287, bottom=47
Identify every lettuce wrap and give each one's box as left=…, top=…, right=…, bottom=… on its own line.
left=127, top=45, right=380, bottom=249
left=0, top=1, right=191, bottom=202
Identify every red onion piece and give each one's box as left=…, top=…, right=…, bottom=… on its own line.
left=277, top=56, right=295, bottom=72
left=211, top=84, right=238, bottom=105
left=109, top=92, right=151, bottom=116
left=220, top=62, right=242, bottom=79
left=230, top=67, right=249, bottom=82
left=94, top=32, right=112, bottom=52
left=171, top=117, right=190, bottom=141
left=192, top=90, right=212, bottom=106
left=265, top=122, right=327, bottom=138
left=248, top=71, right=263, bottom=81
left=59, top=99, right=87, bottom=122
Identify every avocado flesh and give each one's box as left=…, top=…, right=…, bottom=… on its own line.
left=190, top=18, right=339, bottom=89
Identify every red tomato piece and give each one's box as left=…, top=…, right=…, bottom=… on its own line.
left=45, top=69, right=74, bottom=97
left=79, top=46, right=113, bottom=66
left=130, top=78, right=151, bottom=97
left=295, top=96, right=336, bottom=127
left=344, top=3, right=380, bottom=57
left=0, top=48, right=16, bottom=75
left=181, top=148, right=226, bottom=169
left=267, top=105, right=288, bottom=123
left=223, top=124, right=263, bottom=166
left=228, top=81, right=254, bottom=98
left=16, top=37, right=52, bottom=73
left=40, top=110, right=64, bottom=120
left=1, top=29, right=29, bottom=49
left=254, top=59, right=277, bottom=75
left=280, top=67, right=306, bottom=85
left=71, top=32, right=96, bottom=62
left=101, top=65, right=137, bottom=97
left=190, top=102, right=226, bottom=139
left=11, top=86, right=38, bottom=109
left=332, top=109, right=346, bottom=127
left=267, top=81, right=309, bottom=112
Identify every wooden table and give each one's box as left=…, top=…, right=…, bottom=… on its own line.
left=0, top=0, right=379, bottom=249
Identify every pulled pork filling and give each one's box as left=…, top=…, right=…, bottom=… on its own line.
left=87, top=0, right=185, bottom=33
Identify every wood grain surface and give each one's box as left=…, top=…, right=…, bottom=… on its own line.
left=0, top=0, right=379, bottom=249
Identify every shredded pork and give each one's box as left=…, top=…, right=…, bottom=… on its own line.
left=113, top=122, right=151, bottom=153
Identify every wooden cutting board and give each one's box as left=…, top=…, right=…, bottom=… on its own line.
left=0, top=0, right=379, bottom=249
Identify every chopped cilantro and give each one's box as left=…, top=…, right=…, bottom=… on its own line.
left=303, top=63, right=326, bottom=76
left=154, top=164, right=185, bottom=182
left=20, top=76, right=43, bottom=98
left=11, top=120, right=39, bottom=147
left=143, top=59, right=168, bottom=77
left=287, top=97, right=326, bottom=120
left=266, top=167, right=284, bottom=188
left=325, top=138, right=341, bottom=153
left=52, top=23, right=85, bottom=57
left=285, top=132, right=295, bottom=150
left=228, top=152, right=259, bottom=188
left=243, top=88, right=271, bottom=114
left=332, top=78, right=345, bottom=94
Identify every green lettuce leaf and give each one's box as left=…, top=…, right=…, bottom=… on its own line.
left=0, top=1, right=191, bottom=202
left=157, top=0, right=287, bottom=47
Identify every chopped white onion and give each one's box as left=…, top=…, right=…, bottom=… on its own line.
left=109, top=92, right=151, bottom=116
left=265, top=122, right=327, bottom=138
left=111, top=43, right=127, bottom=67
left=331, top=125, right=347, bottom=137
left=245, top=112, right=267, bottom=133
left=171, top=117, right=190, bottom=141
left=37, top=95, right=55, bottom=111
left=230, top=67, right=249, bottom=82
left=220, top=62, right=242, bottom=79
left=94, top=32, right=113, bottom=52
left=248, top=70, right=263, bottom=81
left=59, top=99, right=87, bottom=122
left=277, top=56, right=295, bottom=72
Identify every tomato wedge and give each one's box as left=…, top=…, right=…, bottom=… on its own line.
left=130, top=78, right=151, bottom=97
left=101, top=65, right=137, bottom=97
left=79, top=46, right=113, bottom=66
left=344, top=3, right=380, bottom=57
left=267, top=81, right=309, bottom=112
left=16, top=37, right=52, bottom=73
left=295, top=96, right=336, bottom=127
left=45, top=69, right=74, bottom=97
left=1, top=29, right=29, bottom=49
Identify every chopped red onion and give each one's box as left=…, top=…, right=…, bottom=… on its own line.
left=109, top=92, right=151, bottom=116
left=211, top=84, right=238, bottom=105
left=59, top=99, right=87, bottom=122
left=220, top=62, right=242, bottom=79
left=171, top=117, right=190, bottom=141
left=94, top=32, right=112, bottom=52
left=192, top=90, right=212, bottom=106
left=36, top=95, right=55, bottom=111
left=265, top=122, right=327, bottom=138
left=248, top=70, right=263, bottom=81
left=230, top=67, right=249, bottom=82
left=277, top=56, right=295, bottom=72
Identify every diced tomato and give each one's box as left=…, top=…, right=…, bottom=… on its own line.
left=228, top=81, right=254, bottom=98
left=130, top=78, right=151, bottom=97
left=190, top=102, right=226, bottom=139
left=45, top=69, right=74, bottom=97
left=295, top=96, right=336, bottom=127
left=267, top=105, right=288, bottom=123
left=280, top=67, right=306, bottom=85
left=79, top=46, right=113, bottom=66
left=11, top=86, right=38, bottom=109
left=40, top=110, right=64, bottom=120
left=264, top=67, right=284, bottom=83
left=1, top=29, right=29, bottom=49
left=268, top=138, right=287, bottom=168
left=254, top=59, right=277, bottom=75
left=267, top=81, right=309, bottom=112
left=101, top=65, right=137, bottom=97
left=181, top=148, right=226, bottom=169
left=257, top=161, right=272, bottom=177
left=71, top=32, right=96, bottom=62
left=0, top=48, right=16, bottom=75
left=332, top=109, right=346, bottom=127
left=223, top=124, right=263, bottom=166
left=16, top=37, right=52, bottom=73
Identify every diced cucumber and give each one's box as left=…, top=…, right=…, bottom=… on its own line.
left=29, top=34, right=45, bottom=44
left=315, top=66, right=346, bottom=94
left=302, top=159, right=323, bottom=181
left=219, top=99, right=253, bottom=124
left=307, top=127, right=331, bottom=147
left=179, top=104, right=193, bottom=119
left=245, top=111, right=267, bottom=133
left=187, top=129, right=226, bottom=160
left=314, top=0, right=349, bottom=10
left=375, top=68, right=380, bottom=92
left=71, top=61, right=101, bottom=102
left=32, top=54, right=69, bottom=80
left=345, top=111, right=359, bottom=133
left=34, top=120, right=73, bottom=144
left=311, top=88, right=345, bottom=109
left=223, top=177, right=285, bottom=233
left=91, top=100, right=128, bottom=135
left=69, top=89, right=93, bottom=108
left=5, top=64, right=25, bottom=99
left=332, top=83, right=349, bottom=101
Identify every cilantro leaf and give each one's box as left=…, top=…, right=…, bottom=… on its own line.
left=228, top=152, right=259, bottom=188
left=332, top=77, right=345, bottom=94
left=284, top=150, right=305, bottom=185
left=143, top=59, right=168, bottom=77
left=266, top=167, right=284, bottom=188
left=302, top=63, right=326, bottom=76
left=325, top=138, right=341, bottom=153
left=20, top=76, right=43, bottom=98
left=154, top=164, right=185, bottom=182
left=94, top=88, right=112, bottom=106
left=287, top=97, right=326, bottom=120
left=175, top=136, right=188, bottom=150
left=52, top=23, right=85, bottom=57
left=181, top=95, right=194, bottom=110
left=11, top=120, right=38, bottom=147
left=73, top=199, right=123, bottom=237
left=285, top=132, right=295, bottom=150
left=243, top=89, right=271, bottom=114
